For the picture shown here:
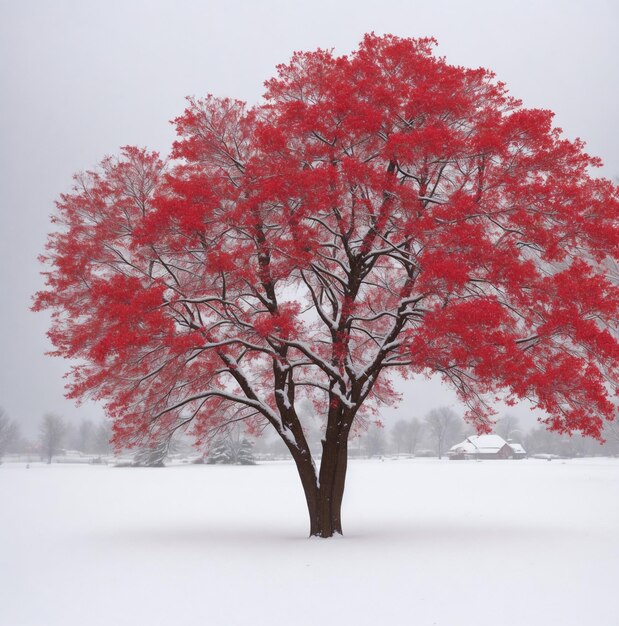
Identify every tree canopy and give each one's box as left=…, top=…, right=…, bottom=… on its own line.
left=35, top=34, right=619, bottom=536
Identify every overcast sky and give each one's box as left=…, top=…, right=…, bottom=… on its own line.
left=1, top=0, right=618, bottom=437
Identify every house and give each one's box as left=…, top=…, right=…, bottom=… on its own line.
left=448, top=435, right=526, bottom=460
left=506, top=441, right=526, bottom=459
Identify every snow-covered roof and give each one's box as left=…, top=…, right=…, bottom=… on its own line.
left=449, top=434, right=527, bottom=455
left=449, top=441, right=477, bottom=453
left=467, top=435, right=509, bottom=452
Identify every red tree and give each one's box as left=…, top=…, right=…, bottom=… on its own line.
left=35, top=35, right=619, bottom=537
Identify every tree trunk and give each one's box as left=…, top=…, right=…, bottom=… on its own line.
left=294, top=435, right=349, bottom=538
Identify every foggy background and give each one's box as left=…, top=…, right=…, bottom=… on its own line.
left=1, top=0, right=618, bottom=438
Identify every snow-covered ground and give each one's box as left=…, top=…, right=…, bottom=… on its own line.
left=1, top=457, right=618, bottom=626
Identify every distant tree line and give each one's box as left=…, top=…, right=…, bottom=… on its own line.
left=252, top=406, right=472, bottom=460
left=350, top=407, right=467, bottom=459
left=254, top=407, right=619, bottom=460
left=525, top=423, right=619, bottom=457
left=0, top=408, right=113, bottom=463
left=0, top=407, right=19, bottom=463
left=39, top=414, right=113, bottom=462
left=1, top=404, right=617, bottom=466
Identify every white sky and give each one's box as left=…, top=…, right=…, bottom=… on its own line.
left=1, top=0, right=618, bottom=436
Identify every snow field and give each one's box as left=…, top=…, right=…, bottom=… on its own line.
left=1, top=458, right=618, bottom=626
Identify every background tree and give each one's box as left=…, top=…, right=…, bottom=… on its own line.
left=39, top=414, right=67, bottom=464
left=424, top=407, right=462, bottom=459
left=495, top=414, right=521, bottom=442
left=391, top=419, right=410, bottom=455
left=92, top=420, right=113, bottom=455
left=70, top=419, right=95, bottom=453
left=223, top=427, right=256, bottom=465
left=0, top=408, right=18, bottom=463
left=363, top=421, right=387, bottom=458
left=133, top=436, right=171, bottom=467
left=207, top=426, right=256, bottom=465
left=235, top=438, right=256, bottom=465
left=602, top=420, right=619, bottom=456
left=35, top=34, right=619, bottom=537
left=391, top=417, right=422, bottom=456
left=207, top=438, right=233, bottom=465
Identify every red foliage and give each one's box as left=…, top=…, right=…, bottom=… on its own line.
left=35, top=34, right=619, bottom=454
